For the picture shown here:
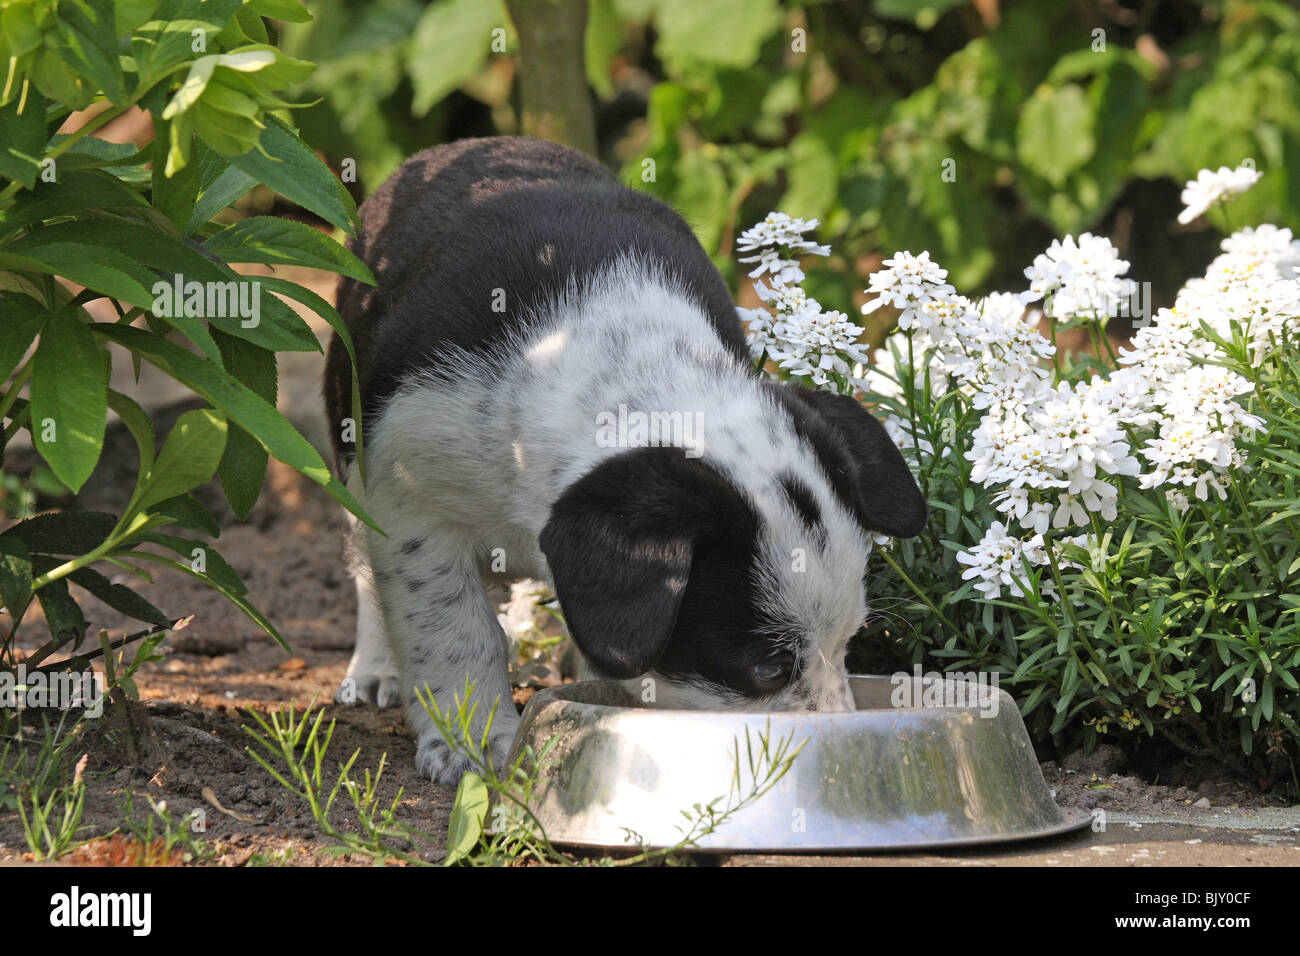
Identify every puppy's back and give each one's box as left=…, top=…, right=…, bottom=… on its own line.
left=325, top=136, right=744, bottom=468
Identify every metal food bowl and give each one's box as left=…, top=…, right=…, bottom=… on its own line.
left=504, top=674, right=1090, bottom=852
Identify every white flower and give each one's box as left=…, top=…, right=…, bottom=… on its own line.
left=1020, top=233, right=1137, bottom=322
left=736, top=212, right=829, bottom=256
left=862, top=251, right=956, bottom=327
left=957, top=522, right=1033, bottom=599
left=769, top=308, right=871, bottom=388
left=1219, top=224, right=1300, bottom=278
left=740, top=248, right=807, bottom=284
left=497, top=580, right=552, bottom=647
left=1177, top=165, right=1261, bottom=225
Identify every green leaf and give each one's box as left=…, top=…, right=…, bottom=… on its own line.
left=152, top=119, right=204, bottom=230
left=134, top=408, right=228, bottom=514
left=134, top=534, right=288, bottom=649
left=0, top=243, right=158, bottom=310
left=0, top=511, right=117, bottom=556
left=65, top=565, right=170, bottom=627
left=0, top=541, right=33, bottom=617
left=24, top=218, right=314, bottom=356
left=1017, top=83, right=1095, bottom=189
left=672, top=150, right=729, bottom=254
left=0, top=169, right=148, bottom=233
left=0, top=291, right=47, bottom=381
left=106, top=389, right=157, bottom=479
left=203, top=215, right=375, bottom=284
left=151, top=493, right=221, bottom=538
left=778, top=131, right=837, bottom=221
left=0, top=97, right=48, bottom=189
left=54, top=0, right=128, bottom=105
left=187, top=154, right=258, bottom=232
left=30, top=307, right=110, bottom=492
left=93, top=325, right=377, bottom=530
left=246, top=0, right=313, bottom=23
left=141, top=532, right=245, bottom=595
left=406, top=0, right=505, bottom=117
left=114, top=0, right=161, bottom=35
left=652, top=0, right=782, bottom=70
left=52, top=134, right=149, bottom=172
left=444, top=772, right=489, bottom=866
left=132, top=0, right=245, bottom=88
left=585, top=0, right=620, bottom=98
left=214, top=330, right=275, bottom=519
left=224, top=115, right=358, bottom=233
left=35, top=577, right=87, bottom=645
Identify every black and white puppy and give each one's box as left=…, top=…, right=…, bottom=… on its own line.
left=324, top=137, right=927, bottom=783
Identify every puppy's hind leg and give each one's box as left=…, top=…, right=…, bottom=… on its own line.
left=336, top=543, right=402, bottom=707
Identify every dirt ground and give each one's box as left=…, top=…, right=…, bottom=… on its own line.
left=0, top=267, right=1294, bottom=867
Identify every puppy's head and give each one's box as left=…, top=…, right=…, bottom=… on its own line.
left=539, top=385, right=927, bottom=710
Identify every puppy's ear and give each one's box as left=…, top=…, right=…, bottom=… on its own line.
left=539, top=446, right=751, bottom=679
left=781, top=385, right=928, bottom=538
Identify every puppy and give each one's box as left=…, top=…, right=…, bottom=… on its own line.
left=324, top=137, right=927, bottom=783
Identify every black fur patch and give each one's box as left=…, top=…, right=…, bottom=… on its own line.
left=325, top=136, right=748, bottom=465
left=539, top=446, right=791, bottom=695
left=763, top=383, right=928, bottom=538
left=777, top=472, right=826, bottom=547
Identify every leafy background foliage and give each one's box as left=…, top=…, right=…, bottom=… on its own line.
left=284, top=0, right=1300, bottom=320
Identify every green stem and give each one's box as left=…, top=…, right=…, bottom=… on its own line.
left=876, top=547, right=962, bottom=637
left=1046, top=295, right=1062, bottom=384
left=0, top=359, right=34, bottom=423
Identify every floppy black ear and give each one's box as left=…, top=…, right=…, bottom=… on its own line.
left=782, top=385, right=928, bottom=538
left=539, top=446, right=748, bottom=679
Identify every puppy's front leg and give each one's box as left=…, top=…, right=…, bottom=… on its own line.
left=369, top=528, right=519, bottom=784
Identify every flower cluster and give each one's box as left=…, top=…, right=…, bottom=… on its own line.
left=955, top=522, right=1092, bottom=599
left=737, top=213, right=866, bottom=390
left=743, top=166, right=1297, bottom=601
left=859, top=168, right=1294, bottom=598
left=1020, top=233, right=1137, bottom=323
left=1177, top=165, right=1262, bottom=225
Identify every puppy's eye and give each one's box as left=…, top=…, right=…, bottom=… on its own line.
left=752, top=656, right=793, bottom=690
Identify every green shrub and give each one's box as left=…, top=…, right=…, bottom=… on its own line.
left=0, top=0, right=373, bottom=675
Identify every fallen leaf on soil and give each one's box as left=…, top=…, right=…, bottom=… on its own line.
left=278, top=657, right=308, bottom=671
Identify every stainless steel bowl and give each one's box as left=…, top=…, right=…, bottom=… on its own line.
left=504, top=674, right=1090, bottom=852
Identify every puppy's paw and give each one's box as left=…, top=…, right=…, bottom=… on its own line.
left=415, top=736, right=479, bottom=784
left=335, top=672, right=402, bottom=708
left=413, top=723, right=520, bottom=784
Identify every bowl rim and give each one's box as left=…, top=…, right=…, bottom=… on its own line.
left=525, top=673, right=1014, bottom=720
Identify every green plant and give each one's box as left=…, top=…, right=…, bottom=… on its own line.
left=243, top=688, right=804, bottom=866
left=741, top=177, right=1300, bottom=791
left=0, top=1, right=375, bottom=680
left=118, top=791, right=211, bottom=864
left=9, top=711, right=88, bottom=859
left=243, top=698, right=437, bottom=865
